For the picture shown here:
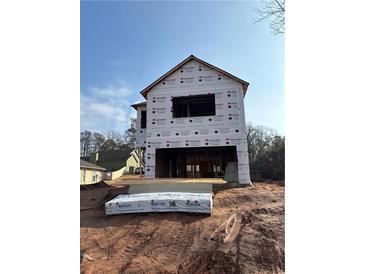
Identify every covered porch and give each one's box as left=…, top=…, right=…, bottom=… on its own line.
left=155, top=146, right=238, bottom=180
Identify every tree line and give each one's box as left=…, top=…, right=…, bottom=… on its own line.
left=80, top=118, right=137, bottom=157
left=247, top=123, right=285, bottom=180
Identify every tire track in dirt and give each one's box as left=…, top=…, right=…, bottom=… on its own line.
left=93, top=226, right=133, bottom=260
left=118, top=224, right=160, bottom=273
left=119, top=219, right=204, bottom=273
left=82, top=221, right=152, bottom=273
left=156, top=224, right=196, bottom=270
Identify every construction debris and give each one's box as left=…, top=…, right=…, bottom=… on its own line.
left=210, top=213, right=243, bottom=243
left=80, top=252, right=94, bottom=261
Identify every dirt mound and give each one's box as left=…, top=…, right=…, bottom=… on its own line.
left=80, top=182, right=285, bottom=273
left=178, top=240, right=284, bottom=274
left=253, top=236, right=284, bottom=272
left=177, top=209, right=284, bottom=274
left=239, top=210, right=285, bottom=273
left=80, top=181, right=112, bottom=190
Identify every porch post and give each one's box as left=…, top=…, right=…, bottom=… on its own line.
left=139, top=147, right=142, bottom=176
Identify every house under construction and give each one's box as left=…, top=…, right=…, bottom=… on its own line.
left=132, top=55, right=251, bottom=185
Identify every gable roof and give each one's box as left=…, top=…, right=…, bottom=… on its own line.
left=95, top=148, right=133, bottom=162
left=80, top=159, right=106, bottom=171
left=140, top=55, right=249, bottom=98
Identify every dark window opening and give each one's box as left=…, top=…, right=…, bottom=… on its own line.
left=155, top=146, right=237, bottom=179
left=172, top=94, right=215, bottom=118
left=141, top=110, right=147, bottom=128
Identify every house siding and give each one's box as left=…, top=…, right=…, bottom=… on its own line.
left=126, top=152, right=139, bottom=174
left=80, top=168, right=104, bottom=185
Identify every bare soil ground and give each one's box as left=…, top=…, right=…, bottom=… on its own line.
left=80, top=182, right=284, bottom=274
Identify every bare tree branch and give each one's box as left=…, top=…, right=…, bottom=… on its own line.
left=254, top=0, right=285, bottom=35
left=274, top=0, right=285, bottom=12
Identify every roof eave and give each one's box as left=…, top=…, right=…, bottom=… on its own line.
left=131, top=102, right=147, bottom=110
left=80, top=166, right=106, bottom=171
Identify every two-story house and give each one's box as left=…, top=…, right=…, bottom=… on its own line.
left=132, top=55, right=251, bottom=185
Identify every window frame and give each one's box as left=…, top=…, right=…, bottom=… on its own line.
left=140, top=110, right=147, bottom=128
left=172, top=94, right=216, bottom=118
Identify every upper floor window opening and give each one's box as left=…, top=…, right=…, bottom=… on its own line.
left=141, top=110, right=147, bottom=128
left=172, top=94, right=216, bottom=118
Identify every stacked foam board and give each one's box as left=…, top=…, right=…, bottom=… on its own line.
left=135, top=59, right=251, bottom=185
left=105, top=192, right=212, bottom=215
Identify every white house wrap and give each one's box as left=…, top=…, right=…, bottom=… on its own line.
left=132, top=55, right=251, bottom=185
left=105, top=192, right=213, bottom=215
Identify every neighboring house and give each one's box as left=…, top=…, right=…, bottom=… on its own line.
left=80, top=149, right=143, bottom=181
left=89, top=149, right=133, bottom=171
left=104, top=149, right=143, bottom=180
left=125, top=149, right=143, bottom=174
left=80, top=159, right=106, bottom=185
left=132, top=55, right=251, bottom=185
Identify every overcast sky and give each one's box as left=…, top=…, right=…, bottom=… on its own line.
left=81, top=1, right=284, bottom=135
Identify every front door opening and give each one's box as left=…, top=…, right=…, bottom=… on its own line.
left=155, top=146, right=237, bottom=178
